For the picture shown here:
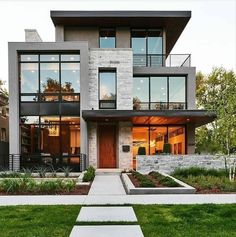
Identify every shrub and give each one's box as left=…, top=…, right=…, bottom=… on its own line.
left=149, top=171, right=180, bottom=187
left=39, top=180, right=63, bottom=194
left=34, top=166, right=48, bottom=178
left=83, top=166, right=95, bottom=182
left=131, top=171, right=155, bottom=187
left=0, top=171, right=22, bottom=178
left=61, top=179, right=76, bottom=192
left=171, top=167, right=227, bottom=178
left=60, top=166, right=72, bottom=178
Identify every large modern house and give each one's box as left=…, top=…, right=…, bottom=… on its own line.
left=8, top=11, right=215, bottom=171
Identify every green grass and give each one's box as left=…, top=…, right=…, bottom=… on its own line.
left=0, top=204, right=236, bottom=237
left=0, top=205, right=80, bottom=237
left=134, top=204, right=236, bottom=237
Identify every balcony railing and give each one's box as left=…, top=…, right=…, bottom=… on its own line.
left=133, top=54, right=191, bottom=67
left=133, top=102, right=186, bottom=110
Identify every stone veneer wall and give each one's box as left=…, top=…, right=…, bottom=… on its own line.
left=136, top=155, right=235, bottom=174
left=89, top=48, right=133, bottom=110
left=88, top=49, right=133, bottom=169
left=118, top=122, right=133, bottom=170
left=88, top=123, right=97, bottom=167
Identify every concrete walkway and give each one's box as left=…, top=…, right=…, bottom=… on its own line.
left=88, top=174, right=126, bottom=195
left=70, top=206, right=144, bottom=237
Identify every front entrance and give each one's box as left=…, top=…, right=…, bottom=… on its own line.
left=98, top=124, right=117, bottom=168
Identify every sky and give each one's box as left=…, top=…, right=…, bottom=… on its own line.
left=0, top=0, right=235, bottom=90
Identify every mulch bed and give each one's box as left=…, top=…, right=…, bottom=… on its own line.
left=0, top=185, right=91, bottom=195
left=128, top=174, right=165, bottom=188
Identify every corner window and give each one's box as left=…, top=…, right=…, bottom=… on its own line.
left=99, top=28, right=116, bottom=48
left=99, top=70, right=116, bottom=109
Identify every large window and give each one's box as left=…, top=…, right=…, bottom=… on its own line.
left=20, top=53, right=80, bottom=102
left=131, top=29, right=163, bottom=66
left=99, top=70, right=116, bottom=109
left=99, top=28, right=116, bottom=48
left=20, top=116, right=80, bottom=166
left=133, top=126, right=185, bottom=156
left=133, top=76, right=186, bottom=110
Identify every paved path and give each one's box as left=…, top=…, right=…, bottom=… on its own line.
left=88, top=175, right=126, bottom=195
left=70, top=206, right=144, bottom=237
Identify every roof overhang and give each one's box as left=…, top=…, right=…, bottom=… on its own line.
left=50, top=10, right=191, bottom=54
left=82, top=110, right=216, bottom=127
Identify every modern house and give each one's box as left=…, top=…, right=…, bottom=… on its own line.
left=8, top=11, right=215, bottom=171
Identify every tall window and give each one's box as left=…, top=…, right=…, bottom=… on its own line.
left=133, top=76, right=186, bottom=110
left=99, top=70, right=116, bottom=109
left=99, top=28, right=116, bottom=48
left=131, top=29, right=163, bottom=66
left=20, top=53, right=80, bottom=102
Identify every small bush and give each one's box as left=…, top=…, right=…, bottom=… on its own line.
left=149, top=171, right=180, bottom=187
left=60, top=167, right=72, bottom=178
left=171, top=167, right=227, bottom=178
left=34, top=166, right=48, bottom=178
left=82, top=166, right=95, bottom=182
left=0, top=171, right=22, bottom=178
left=131, top=171, right=155, bottom=187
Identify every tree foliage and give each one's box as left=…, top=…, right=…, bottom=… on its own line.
left=195, top=67, right=236, bottom=154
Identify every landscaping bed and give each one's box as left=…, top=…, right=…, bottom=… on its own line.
left=122, top=171, right=195, bottom=194
left=171, top=167, right=236, bottom=193
left=0, top=166, right=96, bottom=195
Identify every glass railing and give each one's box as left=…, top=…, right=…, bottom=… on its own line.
left=133, top=102, right=186, bottom=110
left=133, top=54, right=191, bottom=67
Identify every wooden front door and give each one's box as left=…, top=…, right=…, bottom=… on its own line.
left=99, top=125, right=116, bottom=168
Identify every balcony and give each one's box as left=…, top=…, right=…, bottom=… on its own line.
left=133, top=54, right=191, bottom=67
left=133, top=102, right=186, bottom=110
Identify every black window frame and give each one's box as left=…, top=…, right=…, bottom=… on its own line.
left=99, top=28, right=116, bottom=48
left=133, top=75, right=187, bottom=110
left=19, top=52, right=81, bottom=104
left=98, top=68, right=117, bottom=109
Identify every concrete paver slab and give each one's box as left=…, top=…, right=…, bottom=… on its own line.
left=88, top=175, right=126, bottom=195
left=69, top=225, right=144, bottom=237
left=77, top=206, right=137, bottom=222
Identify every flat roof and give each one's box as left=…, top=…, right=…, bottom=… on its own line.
left=82, top=109, right=216, bottom=127
left=51, top=11, right=191, bottom=54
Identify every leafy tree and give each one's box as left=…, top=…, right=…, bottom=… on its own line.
left=196, top=67, right=236, bottom=155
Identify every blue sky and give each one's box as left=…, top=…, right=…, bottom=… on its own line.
left=0, top=0, right=235, bottom=89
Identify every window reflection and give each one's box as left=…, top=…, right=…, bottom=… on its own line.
left=40, top=55, right=59, bottom=62
left=61, top=63, right=80, bottom=93
left=100, top=29, right=116, bottom=48
left=61, top=54, right=80, bottom=61
left=40, top=63, right=60, bottom=93
left=20, top=55, right=38, bottom=62
left=99, top=71, right=116, bottom=109
left=20, top=63, right=38, bottom=93
left=133, top=77, right=149, bottom=110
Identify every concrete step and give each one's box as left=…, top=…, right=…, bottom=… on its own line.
left=77, top=206, right=137, bottom=222
left=96, top=169, right=122, bottom=176
left=70, top=225, right=144, bottom=237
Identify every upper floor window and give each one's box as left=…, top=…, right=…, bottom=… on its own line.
left=99, top=69, right=116, bottom=109
left=99, top=28, right=116, bottom=48
left=133, top=76, right=186, bottom=110
left=20, top=53, right=80, bottom=102
left=131, top=29, right=163, bottom=67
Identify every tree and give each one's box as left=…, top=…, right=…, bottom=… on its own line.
left=195, top=67, right=236, bottom=155
left=0, top=79, right=8, bottom=97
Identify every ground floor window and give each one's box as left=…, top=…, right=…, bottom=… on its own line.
left=20, top=116, right=80, bottom=167
left=133, top=125, right=185, bottom=157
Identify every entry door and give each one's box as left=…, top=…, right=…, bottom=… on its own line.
left=99, top=125, right=116, bottom=168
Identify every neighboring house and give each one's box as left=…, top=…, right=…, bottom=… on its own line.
left=8, top=11, right=216, bottom=171
left=0, top=92, right=9, bottom=167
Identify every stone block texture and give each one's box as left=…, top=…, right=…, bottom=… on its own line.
left=118, top=122, right=133, bottom=170
left=89, top=48, right=133, bottom=110
left=137, top=155, right=233, bottom=174
left=88, top=122, right=97, bottom=167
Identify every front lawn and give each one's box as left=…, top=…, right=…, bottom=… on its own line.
left=134, top=204, right=236, bottom=237
left=0, top=204, right=235, bottom=237
left=0, top=205, right=80, bottom=237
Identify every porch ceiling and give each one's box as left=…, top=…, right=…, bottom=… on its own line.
left=82, top=110, right=216, bottom=127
